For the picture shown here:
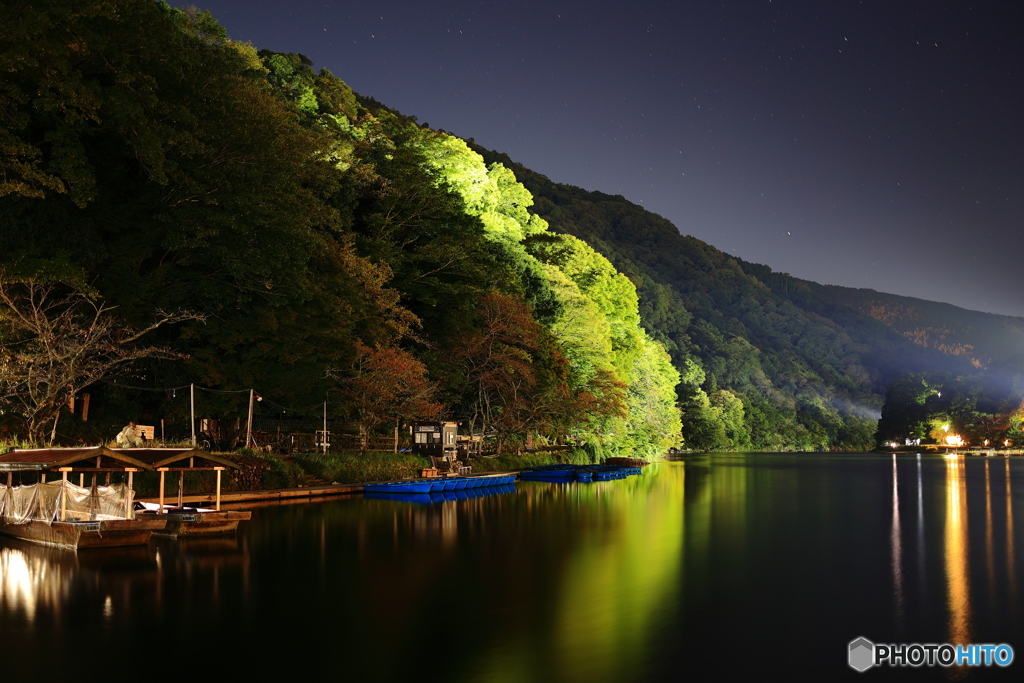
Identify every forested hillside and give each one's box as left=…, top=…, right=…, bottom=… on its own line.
left=808, top=286, right=1024, bottom=368
left=0, top=0, right=677, bottom=455
left=471, top=146, right=1016, bottom=450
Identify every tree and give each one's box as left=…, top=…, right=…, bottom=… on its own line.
left=329, top=342, right=443, bottom=450
left=454, top=292, right=549, bottom=452
left=0, top=276, right=200, bottom=444
left=874, top=373, right=939, bottom=445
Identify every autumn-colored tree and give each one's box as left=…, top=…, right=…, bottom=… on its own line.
left=329, top=342, right=443, bottom=450
left=454, top=292, right=559, bottom=451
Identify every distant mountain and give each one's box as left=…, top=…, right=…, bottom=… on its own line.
left=470, top=144, right=1017, bottom=450
left=737, top=261, right=1024, bottom=370
left=806, top=285, right=1024, bottom=368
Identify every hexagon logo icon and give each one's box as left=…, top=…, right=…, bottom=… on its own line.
left=848, top=637, right=875, bottom=672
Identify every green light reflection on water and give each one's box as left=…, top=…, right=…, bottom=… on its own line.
left=463, top=468, right=686, bottom=683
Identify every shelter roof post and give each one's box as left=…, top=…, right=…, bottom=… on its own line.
left=59, top=467, right=71, bottom=522
left=215, top=467, right=225, bottom=511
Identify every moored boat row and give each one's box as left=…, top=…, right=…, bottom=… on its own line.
left=363, top=474, right=516, bottom=494
left=364, top=464, right=644, bottom=499
left=518, top=464, right=643, bottom=482
left=364, top=484, right=518, bottom=504
left=0, top=446, right=251, bottom=549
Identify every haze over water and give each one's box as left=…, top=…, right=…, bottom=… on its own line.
left=1, top=454, right=1022, bottom=680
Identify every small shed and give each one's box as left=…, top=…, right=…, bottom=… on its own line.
left=411, top=421, right=459, bottom=458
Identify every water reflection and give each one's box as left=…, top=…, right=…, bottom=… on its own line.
left=0, top=533, right=248, bottom=632
left=984, top=460, right=995, bottom=608
left=1007, top=458, right=1017, bottom=607
left=351, top=477, right=687, bottom=683
left=891, top=454, right=904, bottom=630
left=917, top=454, right=927, bottom=606
left=544, top=475, right=683, bottom=683
left=2, top=456, right=1024, bottom=681
left=0, top=539, right=158, bottom=626
left=0, top=542, right=75, bottom=622
left=944, top=454, right=972, bottom=646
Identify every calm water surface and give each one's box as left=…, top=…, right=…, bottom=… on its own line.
left=2, top=453, right=1022, bottom=680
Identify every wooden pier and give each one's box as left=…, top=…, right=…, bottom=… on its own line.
left=138, top=482, right=364, bottom=506
left=137, top=471, right=522, bottom=507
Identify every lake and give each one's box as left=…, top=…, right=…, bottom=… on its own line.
left=1, top=453, right=1021, bottom=680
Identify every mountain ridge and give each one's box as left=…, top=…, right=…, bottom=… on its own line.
left=470, top=142, right=1021, bottom=449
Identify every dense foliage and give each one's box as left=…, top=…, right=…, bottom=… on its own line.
left=0, top=1, right=678, bottom=456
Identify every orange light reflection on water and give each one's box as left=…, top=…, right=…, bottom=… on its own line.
left=944, top=455, right=972, bottom=646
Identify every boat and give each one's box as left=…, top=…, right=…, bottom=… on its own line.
left=127, top=448, right=251, bottom=536
left=518, top=464, right=642, bottom=483
left=134, top=502, right=252, bottom=537
left=0, top=447, right=168, bottom=549
left=363, top=482, right=518, bottom=504
left=363, top=474, right=516, bottom=496
left=518, top=465, right=579, bottom=481
left=364, top=481, right=434, bottom=494
left=0, top=510, right=168, bottom=549
left=604, top=457, right=650, bottom=467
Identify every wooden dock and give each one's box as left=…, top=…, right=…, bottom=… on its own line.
left=138, top=482, right=364, bottom=506
left=137, top=471, right=522, bottom=507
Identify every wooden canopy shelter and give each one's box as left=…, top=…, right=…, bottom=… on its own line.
left=120, top=448, right=239, bottom=512
left=0, top=446, right=153, bottom=471
left=0, top=446, right=157, bottom=525
left=0, top=446, right=238, bottom=512
left=0, top=446, right=154, bottom=487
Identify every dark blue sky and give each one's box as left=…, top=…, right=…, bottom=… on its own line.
left=194, top=0, right=1024, bottom=317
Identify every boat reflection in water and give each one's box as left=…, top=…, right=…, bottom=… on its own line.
left=0, top=530, right=250, bottom=677
left=0, top=538, right=158, bottom=625
left=0, top=534, right=249, bottom=609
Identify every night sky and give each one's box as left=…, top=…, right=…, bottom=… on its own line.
left=193, top=1, right=1023, bottom=317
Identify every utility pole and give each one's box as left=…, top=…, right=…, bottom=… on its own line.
left=323, top=400, right=328, bottom=454
left=190, top=383, right=196, bottom=447
left=246, top=388, right=255, bottom=449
